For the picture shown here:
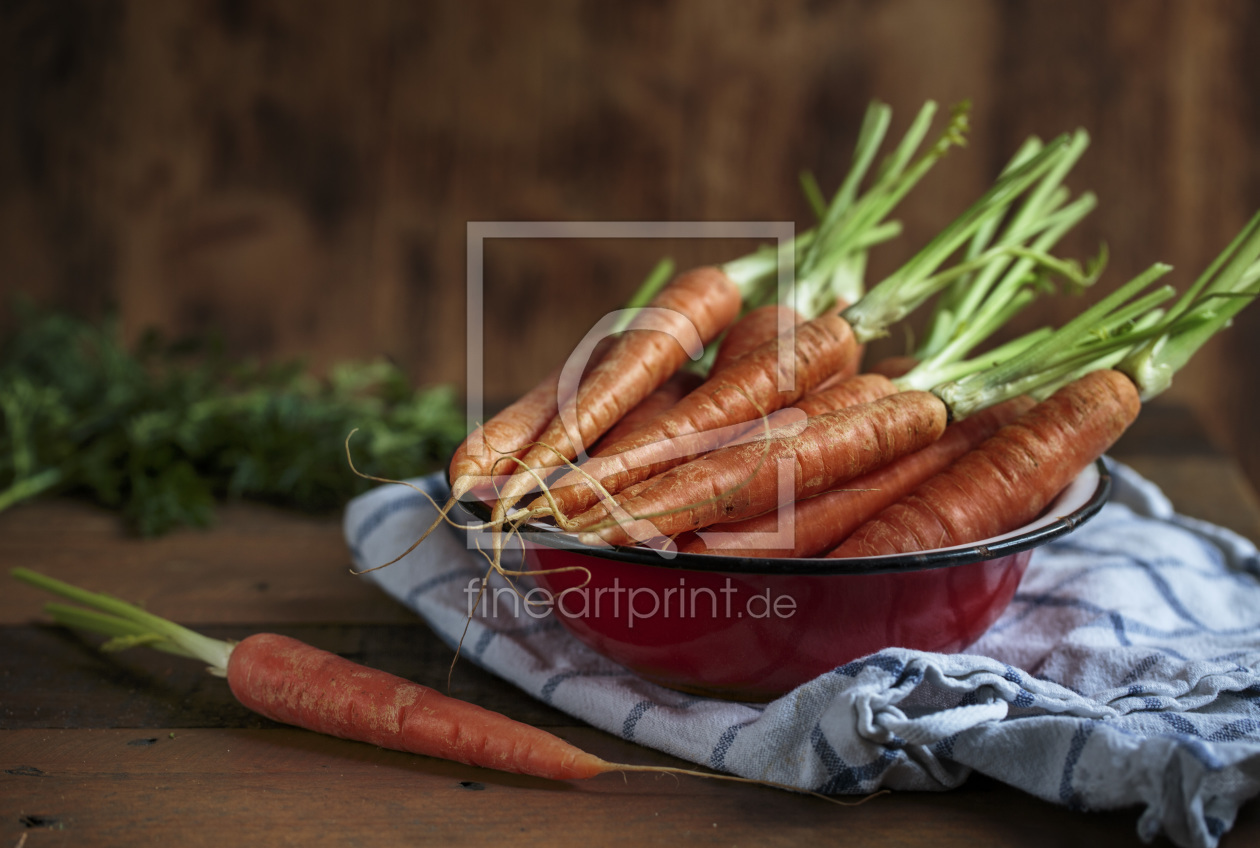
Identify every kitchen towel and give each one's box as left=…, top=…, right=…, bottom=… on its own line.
left=343, top=458, right=1260, bottom=848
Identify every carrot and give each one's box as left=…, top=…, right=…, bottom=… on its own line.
left=449, top=337, right=624, bottom=504
left=591, top=369, right=704, bottom=452
left=709, top=304, right=805, bottom=374
left=794, top=372, right=900, bottom=417
left=553, top=132, right=1089, bottom=533
left=491, top=266, right=742, bottom=518
left=536, top=311, right=860, bottom=521
left=489, top=103, right=978, bottom=527
left=11, top=567, right=609, bottom=778
left=571, top=372, right=896, bottom=542
left=226, top=632, right=609, bottom=779
left=575, top=390, right=949, bottom=547
left=486, top=107, right=1090, bottom=568
left=831, top=369, right=1138, bottom=558
left=448, top=260, right=683, bottom=502
left=448, top=362, right=566, bottom=501
left=679, top=394, right=1035, bottom=557
left=827, top=221, right=1260, bottom=559
left=11, top=568, right=854, bottom=799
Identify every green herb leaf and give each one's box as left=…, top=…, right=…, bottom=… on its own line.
left=1, top=302, right=466, bottom=535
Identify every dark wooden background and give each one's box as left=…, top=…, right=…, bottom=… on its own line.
left=3, top=0, right=1259, bottom=493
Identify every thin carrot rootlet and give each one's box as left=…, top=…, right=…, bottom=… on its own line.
left=10, top=567, right=875, bottom=801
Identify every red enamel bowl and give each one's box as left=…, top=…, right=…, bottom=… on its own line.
left=454, top=460, right=1110, bottom=702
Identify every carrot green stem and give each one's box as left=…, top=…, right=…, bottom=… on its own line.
left=935, top=263, right=1177, bottom=417
left=1118, top=210, right=1260, bottom=399
left=841, top=131, right=1085, bottom=343
left=895, top=326, right=1054, bottom=392
left=42, top=602, right=198, bottom=658
left=936, top=210, right=1260, bottom=416
left=0, top=467, right=63, bottom=513
left=610, top=257, right=677, bottom=334
left=794, top=100, right=970, bottom=318
left=11, top=567, right=232, bottom=673
left=723, top=100, right=969, bottom=322
left=915, top=184, right=1099, bottom=368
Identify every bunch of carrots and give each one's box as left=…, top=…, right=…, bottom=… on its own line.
left=448, top=101, right=1260, bottom=570
left=14, top=100, right=1260, bottom=793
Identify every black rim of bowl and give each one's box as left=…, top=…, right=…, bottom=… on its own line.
left=450, top=458, right=1112, bottom=577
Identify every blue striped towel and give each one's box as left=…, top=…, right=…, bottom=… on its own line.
left=343, top=458, right=1260, bottom=848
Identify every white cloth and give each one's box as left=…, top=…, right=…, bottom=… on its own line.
left=343, top=459, right=1260, bottom=848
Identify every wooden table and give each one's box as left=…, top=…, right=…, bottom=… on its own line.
left=4, top=402, right=1260, bottom=847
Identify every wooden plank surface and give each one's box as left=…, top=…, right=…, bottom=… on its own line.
left=3, top=728, right=1216, bottom=848
left=4, top=405, right=1260, bottom=847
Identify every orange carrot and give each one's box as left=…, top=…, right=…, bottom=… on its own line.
left=536, top=311, right=860, bottom=521
left=572, top=374, right=898, bottom=535
left=680, top=395, right=1036, bottom=557
left=575, top=390, right=948, bottom=546
left=591, top=369, right=704, bottom=452
left=14, top=568, right=849, bottom=797
left=492, top=266, right=742, bottom=518
left=449, top=338, right=616, bottom=500
left=793, top=372, right=900, bottom=417
left=709, top=304, right=805, bottom=374
left=448, top=364, right=563, bottom=501
left=8, top=568, right=617, bottom=781
left=522, top=137, right=1089, bottom=527
left=228, top=633, right=610, bottom=780
left=831, top=368, right=1139, bottom=557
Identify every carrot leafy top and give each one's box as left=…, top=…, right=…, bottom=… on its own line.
left=721, top=99, right=971, bottom=323
left=935, top=210, right=1260, bottom=418
left=840, top=129, right=1100, bottom=346
left=11, top=567, right=232, bottom=675
left=1117, top=210, right=1260, bottom=399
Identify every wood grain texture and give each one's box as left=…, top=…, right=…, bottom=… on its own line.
left=0, top=498, right=415, bottom=626
left=2, top=0, right=1259, bottom=494
left=2, top=727, right=1239, bottom=848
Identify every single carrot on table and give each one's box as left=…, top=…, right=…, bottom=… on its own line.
left=9, top=567, right=849, bottom=797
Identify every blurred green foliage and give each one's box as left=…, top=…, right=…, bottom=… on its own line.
left=0, top=303, right=465, bottom=535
